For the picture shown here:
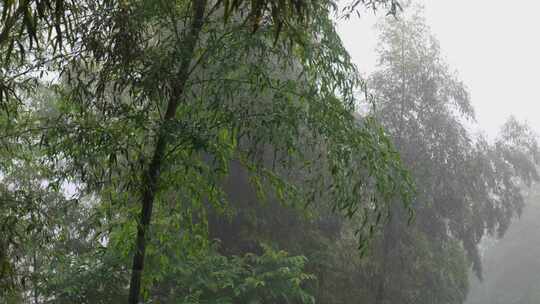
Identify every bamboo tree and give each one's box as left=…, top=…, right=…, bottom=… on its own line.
left=0, top=1, right=415, bottom=302
left=127, top=1, right=207, bottom=302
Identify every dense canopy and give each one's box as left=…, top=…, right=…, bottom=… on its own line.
left=0, top=1, right=538, bottom=303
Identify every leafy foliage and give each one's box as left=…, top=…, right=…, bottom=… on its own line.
left=0, top=0, right=414, bottom=302
left=361, top=5, right=540, bottom=303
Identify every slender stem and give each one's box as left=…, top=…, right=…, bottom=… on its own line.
left=127, top=1, right=207, bottom=303
left=33, top=250, right=38, bottom=304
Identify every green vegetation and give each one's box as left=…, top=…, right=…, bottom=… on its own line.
left=0, top=1, right=537, bottom=303
left=362, top=6, right=539, bottom=302
left=466, top=184, right=540, bottom=304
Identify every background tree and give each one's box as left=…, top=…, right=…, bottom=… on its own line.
left=466, top=184, right=540, bottom=304
left=360, top=5, right=540, bottom=303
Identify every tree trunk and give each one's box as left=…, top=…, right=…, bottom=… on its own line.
left=375, top=26, right=407, bottom=304
left=33, top=250, right=38, bottom=304
left=374, top=204, right=401, bottom=304
left=127, top=1, right=207, bottom=303
left=374, top=224, right=391, bottom=304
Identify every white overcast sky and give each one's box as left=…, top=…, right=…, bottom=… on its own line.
left=337, top=0, right=540, bottom=139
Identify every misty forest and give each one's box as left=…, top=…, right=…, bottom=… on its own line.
left=1, top=0, right=539, bottom=303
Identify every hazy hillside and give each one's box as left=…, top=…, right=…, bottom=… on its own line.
left=466, top=185, right=540, bottom=304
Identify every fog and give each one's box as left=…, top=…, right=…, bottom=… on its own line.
left=3, top=1, right=540, bottom=303
left=465, top=185, right=540, bottom=304
left=338, top=2, right=540, bottom=303
left=338, top=0, right=540, bottom=139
